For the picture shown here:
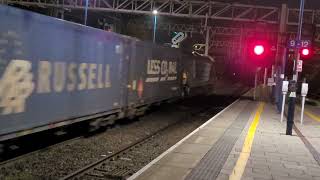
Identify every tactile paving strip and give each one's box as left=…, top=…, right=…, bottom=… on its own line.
left=185, top=102, right=257, bottom=180
left=294, top=125, right=320, bottom=166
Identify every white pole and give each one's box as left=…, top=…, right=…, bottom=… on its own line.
left=301, top=96, right=306, bottom=125
left=263, top=68, right=267, bottom=87
left=254, top=70, right=258, bottom=100
left=280, top=93, right=286, bottom=123
left=271, top=65, right=275, bottom=79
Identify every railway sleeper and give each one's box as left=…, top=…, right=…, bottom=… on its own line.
left=93, top=166, right=130, bottom=179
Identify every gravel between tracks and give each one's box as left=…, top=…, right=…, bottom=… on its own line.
left=0, top=95, right=235, bottom=180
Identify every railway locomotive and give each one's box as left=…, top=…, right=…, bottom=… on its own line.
left=0, top=5, right=214, bottom=142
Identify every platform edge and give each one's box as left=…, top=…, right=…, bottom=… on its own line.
left=127, top=98, right=242, bottom=180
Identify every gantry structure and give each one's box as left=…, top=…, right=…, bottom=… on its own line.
left=2, top=0, right=320, bottom=25
left=1, top=0, right=320, bottom=58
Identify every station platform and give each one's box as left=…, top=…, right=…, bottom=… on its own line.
left=128, top=90, right=320, bottom=180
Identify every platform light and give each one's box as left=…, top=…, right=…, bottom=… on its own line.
left=152, top=10, right=158, bottom=15
left=254, top=45, right=265, bottom=56
left=152, top=10, right=158, bottom=43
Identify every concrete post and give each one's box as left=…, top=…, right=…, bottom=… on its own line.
left=205, top=14, right=209, bottom=56
left=263, top=68, right=267, bottom=87
left=275, top=4, right=288, bottom=109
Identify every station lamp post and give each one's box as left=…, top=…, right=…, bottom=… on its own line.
left=152, top=10, right=158, bottom=43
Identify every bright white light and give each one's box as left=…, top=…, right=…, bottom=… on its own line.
left=152, top=10, right=158, bottom=15
left=302, top=48, right=310, bottom=56
left=254, top=45, right=264, bottom=56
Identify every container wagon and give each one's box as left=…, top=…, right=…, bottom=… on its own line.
left=0, top=5, right=214, bottom=142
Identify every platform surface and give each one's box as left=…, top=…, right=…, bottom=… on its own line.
left=129, top=92, right=320, bottom=180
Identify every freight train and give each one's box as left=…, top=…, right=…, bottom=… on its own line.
left=0, top=5, right=214, bottom=142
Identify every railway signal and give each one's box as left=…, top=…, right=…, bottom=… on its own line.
left=249, top=42, right=268, bottom=58
left=254, top=45, right=265, bottom=56
left=288, top=39, right=313, bottom=60
left=300, top=47, right=313, bottom=60
left=246, top=40, right=275, bottom=67
left=286, top=0, right=305, bottom=136
left=301, top=48, right=309, bottom=56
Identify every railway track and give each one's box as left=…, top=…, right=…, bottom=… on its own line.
left=0, top=136, right=82, bottom=167
left=0, top=120, right=91, bottom=164
left=62, top=123, right=171, bottom=180
left=0, top=94, right=241, bottom=179
left=309, top=93, right=320, bottom=100
left=61, top=105, right=222, bottom=180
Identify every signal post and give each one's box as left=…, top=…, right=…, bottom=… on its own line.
left=286, top=0, right=313, bottom=135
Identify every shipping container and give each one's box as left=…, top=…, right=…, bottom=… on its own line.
left=0, top=5, right=215, bottom=141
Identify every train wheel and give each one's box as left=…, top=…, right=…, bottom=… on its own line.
left=181, top=90, right=185, bottom=97
left=182, top=86, right=190, bottom=97
left=88, top=118, right=102, bottom=132
left=186, top=86, right=190, bottom=96
left=0, top=144, right=4, bottom=155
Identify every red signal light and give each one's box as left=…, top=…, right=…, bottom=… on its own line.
left=254, top=45, right=265, bottom=56
left=300, top=48, right=313, bottom=60
left=246, top=38, right=276, bottom=67
left=302, top=48, right=310, bottom=56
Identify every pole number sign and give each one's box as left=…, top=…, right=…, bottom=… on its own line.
left=288, top=39, right=311, bottom=48
left=297, top=60, right=303, bottom=72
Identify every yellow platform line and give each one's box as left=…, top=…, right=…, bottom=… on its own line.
left=229, top=102, right=265, bottom=180
left=296, top=106, right=320, bottom=122
left=305, top=110, right=320, bottom=122
left=296, top=102, right=320, bottom=122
